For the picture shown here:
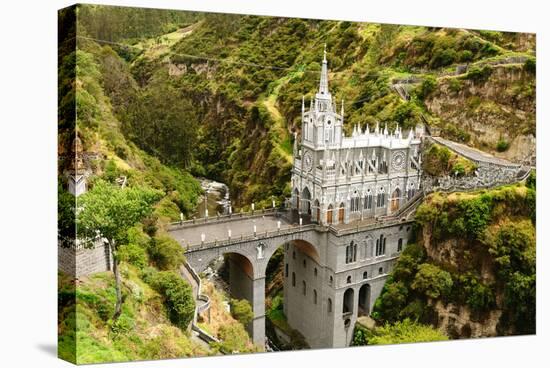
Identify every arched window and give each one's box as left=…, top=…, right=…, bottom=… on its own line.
left=345, top=241, right=357, bottom=264
left=350, top=191, right=360, bottom=212
left=329, top=275, right=333, bottom=286
left=314, top=267, right=318, bottom=277
left=303, top=259, right=307, bottom=268
left=363, top=271, right=368, bottom=279
left=407, top=183, right=416, bottom=200
left=364, top=190, right=373, bottom=210
left=377, top=188, right=386, bottom=208
left=292, top=272, right=296, bottom=287
left=285, top=263, right=289, bottom=277
left=375, top=234, right=386, bottom=256
left=346, top=275, right=352, bottom=284
left=313, top=289, right=318, bottom=304
left=302, top=280, right=307, bottom=296
left=328, top=298, right=333, bottom=313
left=378, top=267, right=384, bottom=275
left=398, top=238, right=403, bottom=252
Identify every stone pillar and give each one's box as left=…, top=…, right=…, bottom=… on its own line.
left=250, top=277, right=266, bottom=347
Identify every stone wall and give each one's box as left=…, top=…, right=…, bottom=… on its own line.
left=58, top=241, right=112, bottom=278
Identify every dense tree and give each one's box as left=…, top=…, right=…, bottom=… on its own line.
left=76, top=180, right=162, bottom=318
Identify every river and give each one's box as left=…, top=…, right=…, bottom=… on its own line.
left=194, top=178, right=231, bottom=219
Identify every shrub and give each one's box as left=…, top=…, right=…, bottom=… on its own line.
left=213, top=322, right=255, bottom=353
left=456, top=273, right=495, bottom=312
left=412, top=263, right=453, bottom=299
left=147, top=271, right=195, bottom=330
left=457, top=197, right=492, bottom=238
left=150, top=235, right=185, bottom=270
left=371, top=279, right=408, bottom=323
left=448, top=78, right=463, bottom=93
left=496, top=139, right=509, bottom=152
left=416, top=76, right=437, bottom=100
left=459, top=50, right=473, bottom=62
left=230, top=299, right=254, bottom=326
left=118, top=243, right=148, bottom=269
left=523, top=58, right=536, bottom=75
left=367, top=319, right=448, bottom=345
left=464, top=65, right=493, bottom=84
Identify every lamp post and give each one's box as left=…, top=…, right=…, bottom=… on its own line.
left=201, top=233, right=205, bottom=245
left=277, top=220, right=281, bottom=232
left=204, top=193, right=208, bottom=218
left=228, top=229, right=232, bottom=240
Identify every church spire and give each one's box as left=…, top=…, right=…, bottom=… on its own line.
left=318, top=44, right=329, bottom=95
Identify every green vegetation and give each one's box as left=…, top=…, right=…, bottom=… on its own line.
left=496, top=139, right=510, bottom=152
left=58, top=267, right=204, bottom=364
left=373, top=182, right=535, bottom=336
left=143, top=270, right=196, bottom=329
left=422, top=143, right=477, bottom=177
left=76, top=180, right=162, bottom=318
left=149, top=234, right=185, bottom=271
left=352, top=319, right=448, bottom=346
left=230, top=299, right=254, bottom=326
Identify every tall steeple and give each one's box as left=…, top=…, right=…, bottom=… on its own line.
left=318, top=44, right=329, bottom=96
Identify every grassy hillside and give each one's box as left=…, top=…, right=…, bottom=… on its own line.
left=58, top=265, right=206, bottom=364
left=74, top=5, right=535, bottom=207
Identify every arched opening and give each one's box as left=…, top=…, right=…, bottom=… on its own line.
left=358, top=284, right=371, bottom=316
left=343, top=288, right=354, bottom=315
left=327, top=204, right=333, bottom=224
left=338, top=202, right=345, bottom=223
left=391, top=187, right=401, bottom=212
left=328, top=298, right=333, bottom=313
left=264, top=239, right=320, bottom=350
left=197, top=252, right=256, bottom=343
left=313, top=199, right=320, bottom=222
left=301, top=187, right=311, bottom=215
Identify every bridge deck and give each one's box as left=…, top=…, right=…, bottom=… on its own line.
left=431, top=136, right=519, bottom=167
left=169, top=214, right=293, bottom=247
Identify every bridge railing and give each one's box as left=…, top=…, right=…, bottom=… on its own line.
left=184, top=223, right=322, bottom=251
left=169, top=207, right=287, bottom=230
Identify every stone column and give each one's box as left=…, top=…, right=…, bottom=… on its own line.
left=250, top=276, right=266, bottom=347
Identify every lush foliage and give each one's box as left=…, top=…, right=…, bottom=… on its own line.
left=352, top=319, right=448, bottom=346
left=379, top=184, right=536, bottom=335
left=76, top=180, right=162, bottom=247
left=230, top=299, right=254, bottom=326
left=144, top=270, right=196, bottom=330
left=422, top=143, right=477, bottom=177
left=149, top=234, right=185, bottom=271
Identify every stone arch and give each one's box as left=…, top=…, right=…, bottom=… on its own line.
left=343, top=288, right=354, bottom=315
left=358, top=284, right=371, bottom=316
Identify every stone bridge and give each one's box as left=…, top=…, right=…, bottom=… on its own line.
left=168, top=206, right=418, bottom=348
left=424, top=136, right=531, bottom=192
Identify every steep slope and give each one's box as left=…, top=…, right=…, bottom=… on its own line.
left=75, top=6, right=535, bottom=208
left=372, top=176, right=536, bottom=338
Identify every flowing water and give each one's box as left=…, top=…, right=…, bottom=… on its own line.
left=194, top=178, right=231, bottom=219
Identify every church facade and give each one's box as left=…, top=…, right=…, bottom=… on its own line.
left=291, top=49, right=422, bottom=225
